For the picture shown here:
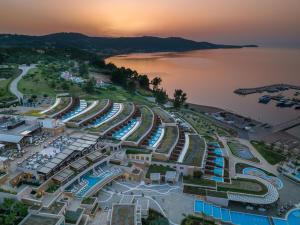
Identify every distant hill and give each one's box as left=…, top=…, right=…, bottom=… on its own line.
left=0, top=32, right=257, bottom=56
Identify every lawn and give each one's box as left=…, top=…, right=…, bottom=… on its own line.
left=126, top=105, right=153, bottom=142
left=142, top=209, right=169, bottom=225
left=44, top=97, right=72, bottom=115
left=183, top=177, right=216, bottom=188
left=156, top=126, right=178, bottom=154
left=89, top=102, right=134, bottom=133
left=217, top=178, right=268, bottom=195
left=125, top=148, right=151, bottom=155
left=181, top=215, right=217, bottom=225
left=183, top=135, right=205, bottom=166
left=0, top=67, right=21, bottom=103
left=153, top=107, right=175, bottom=123
left=96, top=86, right=154, bottom=106
left=251, top=141, right=285, bottom=165
left=178, top=110, right=231, bottom=140
left=227, top=140, right=260, bottom=163
left=18, top=63, right=92, bottom=98
left=146, top=165, right=175, bottom=178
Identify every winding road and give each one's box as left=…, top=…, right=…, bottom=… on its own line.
left=9, top=64, right=35, bottom=100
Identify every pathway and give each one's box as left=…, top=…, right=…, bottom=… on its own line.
left=97, top=181, right=186, bottom=225
left=9, top=64, right=35, bottom=100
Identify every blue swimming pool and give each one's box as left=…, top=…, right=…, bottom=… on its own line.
left=76, top=171, right=113, bottom=197
left=214, top=167, right=223, bottom=176
left=203, top=202, right=213, bottom=216
left=148, top=127, right=163, bottom=147
left=214, top=157, right=224, bottom=167
left=212, top=205, right=221, bottom=219
left=194, top=200, right=298, bottom=225
left=195, top=200, right=300, bottom=225
left=221, top=208, right=231, bottom=222
left=62, top=100, right=87, bottom=121
left=214, top=148, right=223, bottom=156
left=210, top=142, right=220, bottom=148
left=91, top=103, right=120, bottom=127
left=242, top=167, right=283, bottom=190
left=210, top=176, right=224, bottom=182
left=287, top=208, right=300, bottom=225
left=112, top=118, right=138, bottom=140
left=296, top=172, right=300, bottom=179
left=238, top=148, right=255, bottom=160
left=230, top=211, right=270, bottom=225
left=272, top=218, right=289, bottom=225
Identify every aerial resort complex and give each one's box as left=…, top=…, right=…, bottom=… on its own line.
left=0, top=5, right=300, bottom=223
left=0, top=63, right=300, bottom=225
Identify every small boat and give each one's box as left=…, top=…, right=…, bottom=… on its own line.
left=259, top=95, right=271, bottom=104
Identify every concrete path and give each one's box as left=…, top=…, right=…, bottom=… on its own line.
left=9, top=64, right=35, bottom=100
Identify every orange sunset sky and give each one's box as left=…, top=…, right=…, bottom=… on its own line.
left=1, top=0, right=300, bottom=46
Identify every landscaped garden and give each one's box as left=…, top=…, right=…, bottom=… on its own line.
left=217, top=178, right=268, bottom=195
left=0, top=66, right=20, bottom=105
left=178, top=110, right=232, bottom=141
left=126, top=105, right=153, bottom=142
left=181, top=214, right=217, bottom=225
left=153, top=107, right=175, bottom=123
left=156, top=126, right=178, bottom=154
left=251, top=141, right=285, bottom=165
left=44, top=96, right=72, bottom=116
left=0, top=198, right=28, bottom=225
left=125, top=148, right=151, bottom=155
left=183, top=176, right=216, bottom=188
left=142, top=208, right=169, bottom=225
left=227, top=139, right=259, bottom=163
left=183, top=135, right=205, bottom=166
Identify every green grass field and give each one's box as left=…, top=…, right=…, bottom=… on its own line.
left=0, top=67, right=21, bottom=103
left=126, top=106, right=153, bottom=142
left=251, top=141, right=285, bottom=165
left=156, top=126, right=178, bottom=154
left=183, top=135, right=206, bottom=166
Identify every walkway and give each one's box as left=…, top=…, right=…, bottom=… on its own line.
left=9, top=64, right=36, bottom=100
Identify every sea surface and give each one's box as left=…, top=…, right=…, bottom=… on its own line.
left=107, top=48, right=300, bottom=125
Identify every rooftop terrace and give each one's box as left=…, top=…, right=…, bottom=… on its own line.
left=156, top=125, right=178, bottom=154
left=153, top=107, right=175, bottom=123
left=126, top=105, right=153, bottom=143
left=111, top=204, right=136, bottom=225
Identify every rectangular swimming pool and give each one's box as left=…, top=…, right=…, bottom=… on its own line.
left=194, top=200, right=273, bottom=225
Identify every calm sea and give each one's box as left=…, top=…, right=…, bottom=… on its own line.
left=107, top=48, right=300, bottom=125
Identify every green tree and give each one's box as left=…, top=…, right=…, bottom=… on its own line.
left=79, top=63, right=89, bottom=78
left=155, top=89, right=168, bottom=105
left=173, top=89, right=187, bottom=108
left=151, top=77, right=162, bottom=91
left=138, top=74, right=150, bottom=89
left=127, top=80, right=137, bottom=93
left=61, top=82, right=70, bottom=90
left=84, top=78, right=96, bottom=94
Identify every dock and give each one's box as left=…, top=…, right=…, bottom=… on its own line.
left=234, top=84, right=300, bottom=95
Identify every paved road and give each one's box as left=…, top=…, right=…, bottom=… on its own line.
left=9, top=64, right=35, bottom=100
